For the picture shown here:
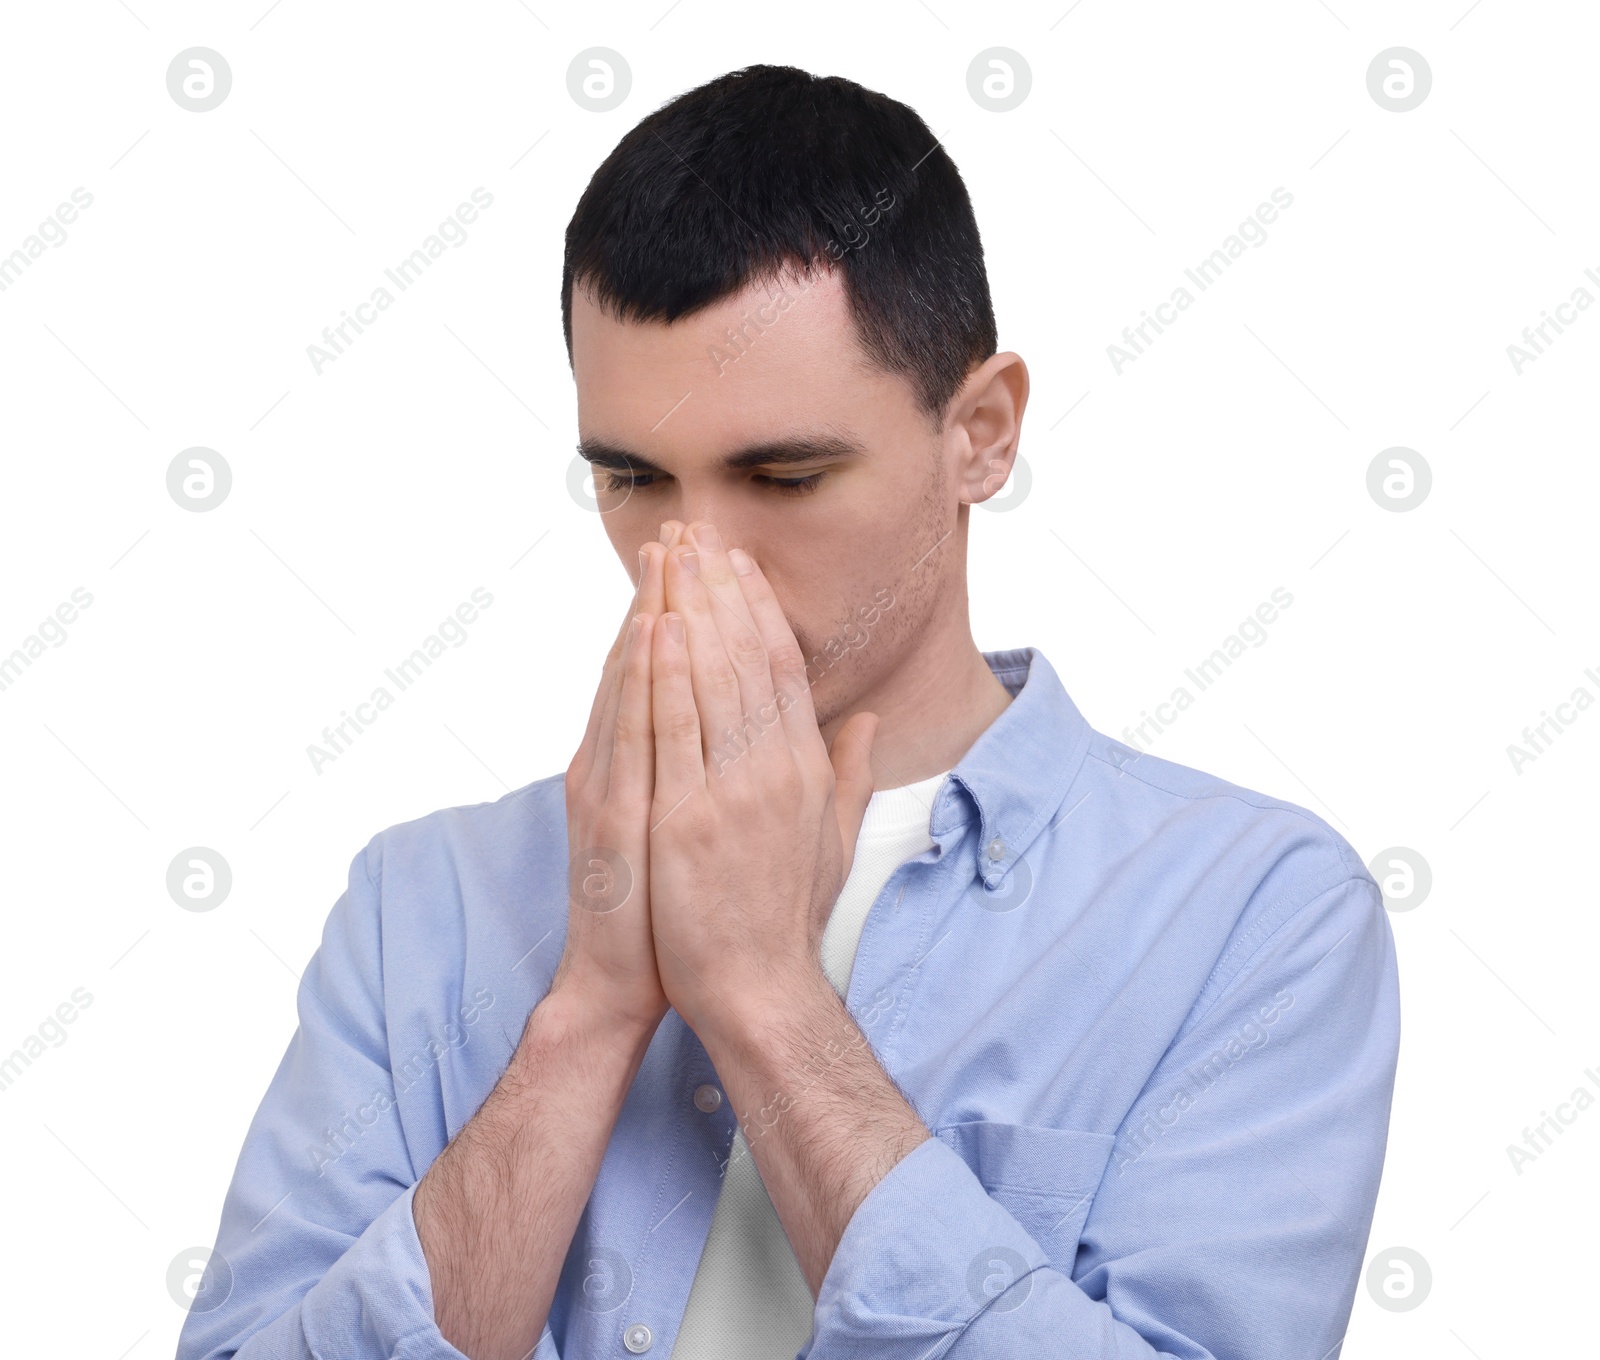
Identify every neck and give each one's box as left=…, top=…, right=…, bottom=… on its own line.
left=820, top=616, right=1013, bottom=792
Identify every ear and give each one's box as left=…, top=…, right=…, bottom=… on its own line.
left=949, top=352, right=1030, bottom=507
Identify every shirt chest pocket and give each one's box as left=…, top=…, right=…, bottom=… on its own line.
left=933, top=1120, right=1117, bottom=1268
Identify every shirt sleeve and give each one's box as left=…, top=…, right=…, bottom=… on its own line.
left=808, top=874, right=1401, bottom=1360
left=175, top=840, right=562, bottom=1360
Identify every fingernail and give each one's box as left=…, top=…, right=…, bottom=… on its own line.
left=729, top=547, right=754, bottom=576
left=664, top=613, right=685, bottom=644
left=638, top=548, right=649, bottom=577
left=659, top=523, right=676, bottom=544
left=694, top=523, right=721, bottom=552
left=680, top=550, right=700, bottom=577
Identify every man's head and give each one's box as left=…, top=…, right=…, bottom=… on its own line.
left=564, top=64, right=1027, bottom=730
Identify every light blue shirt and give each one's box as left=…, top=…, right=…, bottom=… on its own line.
left=177, top=646, right=1400, bottom=1360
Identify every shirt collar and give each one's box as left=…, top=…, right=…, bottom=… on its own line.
left=929, top=646, right=1094, bottom=888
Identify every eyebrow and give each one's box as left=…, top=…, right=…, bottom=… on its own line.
left=576, top=431, right=868, bottom=476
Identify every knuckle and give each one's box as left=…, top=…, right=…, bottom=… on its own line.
left=775, top=762, right=806, bottom=804
left=707, top=663, right=741, bottom=699
left=720, top=769, right=759, bottom=809
left=666, top=707, right=702, bottom=743
left=683, top=802, right=718, bottom=843
left=768, top=641, right=808, bottom=686
left=729, top=628, right=767, bottom=671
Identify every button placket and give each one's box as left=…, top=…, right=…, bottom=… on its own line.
left=983, top=833, right=1009, bottom=888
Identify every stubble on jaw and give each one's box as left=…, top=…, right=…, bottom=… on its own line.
left=796, top=437, right=954, bottom=734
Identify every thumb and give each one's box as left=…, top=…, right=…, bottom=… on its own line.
left=828, top=711, right=879, bottom=884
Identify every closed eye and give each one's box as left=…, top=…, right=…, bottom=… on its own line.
left=755, top=471, right=825, bottom=496
left=597, top=470, right=826, bottom=497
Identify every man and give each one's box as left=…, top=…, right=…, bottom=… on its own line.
left=178, top=64, right=1399, bottom=1360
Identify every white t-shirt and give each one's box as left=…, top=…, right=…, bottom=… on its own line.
left=668, top=767, right=953, bottom=1360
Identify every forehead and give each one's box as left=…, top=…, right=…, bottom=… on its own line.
left=570, top=266, right=900, bottom=449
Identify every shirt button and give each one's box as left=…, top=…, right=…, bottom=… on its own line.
left=986, top=836, right=1006, bottom=861
left=693, top=1083, right=723, bottom=1113
left=623, top=1322, right=653, bottom=1353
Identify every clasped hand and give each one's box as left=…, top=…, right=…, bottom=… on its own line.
left=557, top=519, right=879, bottom=1042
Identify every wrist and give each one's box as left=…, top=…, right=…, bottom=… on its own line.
left=526, top=974, right=663, bottom=1071
left=695, top=963, right=841, bottom=1076
left=548, top=952, right=669, bottom=1034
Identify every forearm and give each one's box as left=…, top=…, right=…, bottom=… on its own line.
left=412, top=981, right=658, bottom=1360
left=698, top=969, right=930, bottom=1294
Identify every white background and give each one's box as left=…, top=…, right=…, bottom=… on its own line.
left=1, top=1, right=1594, bottom=1355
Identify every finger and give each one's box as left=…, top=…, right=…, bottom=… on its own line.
left=573, top=595, right=640, bottom=791
left=579, top=541, right=655, bottom=757
left=574, top=524, right=681, bottom=792
left=608, top=523, right=680, bottom=678
left=650, top=609, right=706, bottom=818
left=682, top=521, right=776, bottom=736
left=663, top=544, right=761, bottom=770
left=635, top=526, right=682, bottom=616
left=607, top=612, right=656, bottom=808
left=593, top=544, right=665, bottom=777
left=724, top=546, right=823, bottom=754
left=684, top=520, right=763, bottom=638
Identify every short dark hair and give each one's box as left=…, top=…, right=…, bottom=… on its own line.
left=562, top=64, right=998, bottom=428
